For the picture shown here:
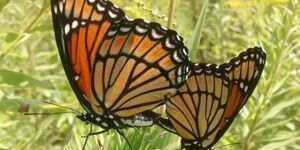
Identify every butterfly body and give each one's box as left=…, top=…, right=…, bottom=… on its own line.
left=77, top=110, right=164, bottom=131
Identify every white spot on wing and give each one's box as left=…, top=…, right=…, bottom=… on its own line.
left=223, top=79, right=229, bottom=85
left=59, top=1, right=64, bottom=13
left=184, top=143, right=192, bottom=146
left=144, top=20, right=150, bottom=24
left=64, top=24, right=70, bottom=35
left=240, top=81, right=244, bottom=89
left=125, top=15, right=134, bottom=21
left=72, top=20, right=78, bottom=29
left=151, top=29, right=164, bottom=39
left=177, top=67, right=182, bottom=76
left=244, top=85, right=248, bottom=92
left=259, top=57, right=263, bottom=64
left=254, top=70, right=259, bottom=78
left=113, top=4, right=119, bottom=9
left=195, top=68, right=203, bottom=73
left=97, top=3, right=105, bottom=12
left=161, top=25, right=167, bottom=31
left=206, top=70, right=212, bottom=74
left=173, top=51, right=182, bottom=62
left=135, top=25, right=147, bottom=33
left=101, top=122, right=108, bottom=127
left=225, top=65, right=232, bottom=71
left=216, top=72, right=221, bottom=76
left=165, top=38, right=175, bottom=49
left=74, top=76, right=79, bottom=81
left=120, top=27, right=131, bottom=33
left=108, top=11, right=117, bottom=18
left=183, top=48, right=188, bottom=56
left=53, top=5, right=58, bottom=14
left=108, top=30, right=118, bottom=36
left=177, top=76, right=182, bottom=84
left=114, top=121, right=120, bottom=127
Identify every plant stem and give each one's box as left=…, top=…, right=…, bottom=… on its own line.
left=167, top=0, right=176, bottom=29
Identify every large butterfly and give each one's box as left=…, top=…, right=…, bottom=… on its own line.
left=51, top=0, right=189, bottom=145
left=165, top=47, right=266, bottom=149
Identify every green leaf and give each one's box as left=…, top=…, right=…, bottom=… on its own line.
left=4, top=32, right=19, bottom=43
left=0, top=69, right=44, bottom=87
left=188, top=0, right=209, bottom=62
left=257, top=96, right=300, bottom=126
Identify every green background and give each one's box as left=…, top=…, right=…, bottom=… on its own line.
left=0, top=0, right=300, bottom=149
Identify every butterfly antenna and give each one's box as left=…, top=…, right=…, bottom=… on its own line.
left=116, top=129, right=133, bottom=150
left=24, top=112, right=77, bottom=115
left=42, top=100, right=81, bottom=114
left=24, top=101, right=81, bottom=116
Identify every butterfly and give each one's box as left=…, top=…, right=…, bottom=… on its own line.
left=164, top=47, right=266, bottom=149
left=50, top=0, right=189, bottom=148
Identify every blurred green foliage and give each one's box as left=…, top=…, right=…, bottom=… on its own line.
left=0, top=0, right=300, bottom=150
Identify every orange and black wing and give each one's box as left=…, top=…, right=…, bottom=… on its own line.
left=51, top=0, right=125, bottom=112
left=166, top=64, right=230, bottom=149
left=218, top=47, right=266, bottom=135
left=90, top=18, right=189, bottom=117
left=165, top=47, right=266, bottom=149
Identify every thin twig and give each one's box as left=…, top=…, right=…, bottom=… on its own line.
left=167, top=0, right=176, bottom=29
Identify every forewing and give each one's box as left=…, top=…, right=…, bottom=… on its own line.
left=51, top=0, right=125, bottom=112
left=91, top=19, right=190, bottom=117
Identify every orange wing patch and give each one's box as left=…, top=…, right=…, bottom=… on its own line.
left=90, top=19, right=189, bottom=117
left=220, top=47, right=266, bottom=119
left=51, top=0, right=125, bottom=111
left=66, top=23, right=110, bottom=101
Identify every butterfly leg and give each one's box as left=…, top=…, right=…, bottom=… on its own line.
left=82, top=124, right=92, bottom=150
left=82, top=125, right=109, bottom=150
